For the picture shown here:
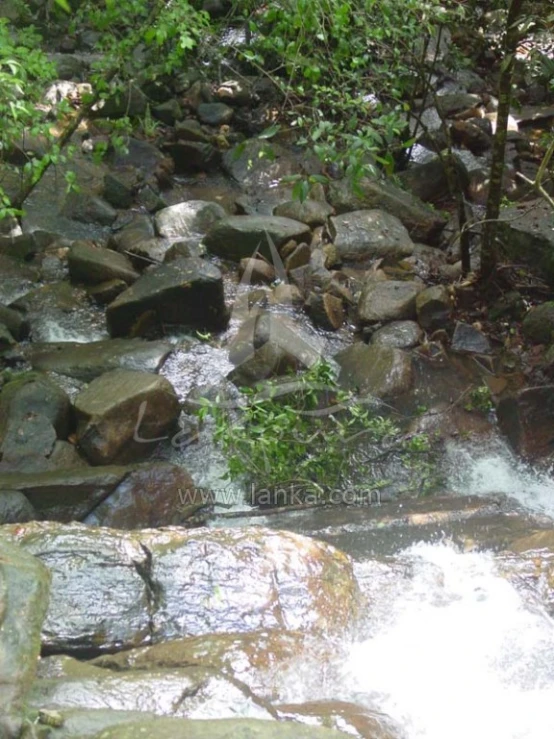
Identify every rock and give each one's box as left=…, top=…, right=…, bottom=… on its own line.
left=61, top=192, right=118, bottom=227
left=125, top=237, right=173, bottom=265
left=358, top=279, right=423, bottom=323
left=415, top=285, right=452, bottom=331
left=91, top=630, right=325, bottom=701
left=87, top=718, right=352, bottom=739
left=0, top=323, right=15, bottom=350
left=335, top=343, right=413, bottom=399
left=197, top=102, right=234, bottom=125
left=370, top=320, right=423, bottom=349
left=273, top=200, right=334, bottom=228
left=204, top=216, right=311, bottom=261
left=522, top=302, right=554, bottom=344
left=155, top=200, right=226, bottom=239
left=497, top=386, right=554, bottom=460
left=30, top=338, right=172, bottom=382
left=239, top=258, right=276, bottom=284
left=215, top=79, right=252, bottom=106
left=451, top=321, right=492, bottom=354
left=305, top=293, right=344, bottom=331
left=0, top=413, right=58, bottom=473
left=0, top=491, right=36, bottom=524
left=450, top=119, right=493, bottom=155
left=106, top=258, right=228, bottom=337
left=109, top=214, right=155, bottom=254
left=0, top=463, right=197, bottom=524
left=228, top=313, right=323, bottom=385
left=1, top=523, right=360, bottom=654
left=164, top=240, right=206, bottom=261
left=87, top=280, right=129, bottom=305
left=498, top=200, right=554, bottom=284
left=74, top=369, right=180, bottom=465
left=329, top=210, right=414, bottom=264
left=0, top=304, right=29, bottom=341
left=103, top=168, right=142, bottom=209
left=0, top=374, right=72, bottom=443
left=272, top=284, right=303, bottom=307
left=68, top=241, right=139, bottom=286
left=83, top=463, right=210, bottom=529
left=276, top=701, right=399, bottom=739
left=152, top=99, right=182, bottom=125
left=328, top=177, right=446, bottom=244
left=0, top=537, right=50, bottom=737
left=175, top=119, right=211, bottom=143
left=223, top=139, right=301, bottom=190
left=28, top=666, right=273, bottom=722
left=284, top=243, right=311, bottom=272
left=162, top=141, right=221, bottom=174
left=396, top=154, right=453, bottom=203
left=96, top=83, right=148, bottom=118
left=436, top=92, right=482, bottom=117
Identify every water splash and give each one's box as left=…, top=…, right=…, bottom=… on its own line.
left=445, top=435, right=554, bottom=518
left=344, top=542, right=554, bottom=739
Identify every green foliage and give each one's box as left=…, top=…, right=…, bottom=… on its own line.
left=464, top=385, right=494, bottom=413
left=232, top=0, right=463, bottom=182
left=197, top=361, right=432, bottom=503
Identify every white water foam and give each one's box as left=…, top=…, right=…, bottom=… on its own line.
left=445, top=435, right=554, bottom=518
left=344, top=542, right=554, bottom=739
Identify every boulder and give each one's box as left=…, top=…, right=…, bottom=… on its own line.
left=239, top=258, right=276, bottom=284
left=155, top=201, right=226, bottom=239
left=397, top=154, right=456, bottom=203
left=415, top=285, right=452, bottom=331
left=276, top=701, right=399, bottom=739
left=108, top=215, right=155, bottom=254
left=283, top=243, right=311, bottom=271
left=328, top=176, right=447, bottom=244
left=74, top=369, right=180, bottom=465
left=30, top=338, right=173, bottom=382
left=0, top=463, right=201, bottom=524
left=106, top=258, right=228, bottom=337
left=0, top=491, right=36, bottom=524
left=162, top=141, right=221, bottom=174
left=0, top=537, right=50, bottom=737
left=89, top=718, right=352, bottom=739
left=228, top=312, right=323, bottom=385
left=497, top=386, right=554, bottom=460
left=335, top=343, right=413, bottom=399
left=328, top=210, right=414, bottom=263
left=61, top=193, right=117, bottom=227
left=522, top=302, right=554, bottom=344
left=498, top=200, right=554, bottom=284
left=0, top=304, right=29, bottom=340
left=274, top=199, right=334, bottom=228
left=305, top=293, right=344, bottom=331
left=370, top=320, right=423, bottom=349
left=197, top=102, right=234, bottom=125
left=204, top=216, right=311, bottom=261
left=223, top=139, right=301, bottom=190
left=358, top=279, right=423, bottom=323
left=68, top=241, right=139, bottom=286
left=1, top=523, right=361, bottom=653
left=451, top=322, right=492, bottom=354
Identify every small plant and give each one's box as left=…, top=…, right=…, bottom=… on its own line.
left=196, top=361, right=432, bottom=505
left=464, top=384, right=494, bottom=413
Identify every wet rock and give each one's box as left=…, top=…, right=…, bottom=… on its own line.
left=522, top=301, right=554, bottom=344
left=87, top=717, right=352, bottom=739
left=239, top=258, right=276, bottom=284
left=436, top=92, right=482, bottom=117
left=0, top=491, right=36, bottom=524
left=497, top=386, right=554, bottom=460
left=272, top=283, right=303, bottom=307
left=451, top=321, right=492, bottom=354
left=223, top=139, right=301, bottom=190
left=83, top=463, right=209, bottom=529
left=87, top=280, right=129, bottom=305
left=370, top=320, right=423, bottom=349
left=329, top=210, right=414, bottom=264
left=74, top=369, right=180, bottom=465
left=174, top=119, right=211, bottom=143
left=305, top=292, right=344, bottom=331
left=397, top=154, right=457, bottom=203
left=336, top=343, right=412, bottom=399
left=498, top=200, right=554, bottom=284
left=91, top=630, right=326, bottom=701
left=162, top=141, right=221, bottom=174
left=29, top=666, right=273, bottom=722
left=108, top=215, right=155, bottom=254
left=155, top=200, right=226, bottom=239
left=2, top=523, right=360, bottom=653
left=276, top=701, right=399, bottom=739
left=153, top=99, right=182, bottom=125
left=102, top=169, right=141, bottom=210
left=216, top=79, right=252, bottom=106
left=106, top=258, right=228, bottom=337
left=358, top=278, right=423, bottom=323
left=328, top=177, right=446, bottom=244
left=284, top=243, right=311, bottom=272
left=274, top=199, right=334, bottom=228
left=416, top=285, right=452, bottom=332
left=205, top=216, right=310, bottom=262
left=0, top=537, right=50, bottom=737
left=0, top=304, right=29, bottom=341
left=0, top=324, right=15, bottom=350
left=450, top=119, right=493, bottom=155
left=124, top=237, right=173, bottom=265
left=164, top=240, right=206, bottom=261
left=197, top=102, right=234, bottom=125
left=61, top=192, right=118, bottom=227
left=0, top=374, right=72, bottom=443
left=97, top=84, right=148, bottom=118
left=30, top=338, right=172, bottom=382
left=0, top=414, right=58, bottom=473
left=229, top=313, right=323, bottom=384
left=68, top=241, right=139, bottom=286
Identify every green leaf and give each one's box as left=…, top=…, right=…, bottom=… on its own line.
left=258, top=124, right=281, bottom=140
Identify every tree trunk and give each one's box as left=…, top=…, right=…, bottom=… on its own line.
left=480, top=0, right=525, bottom=279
